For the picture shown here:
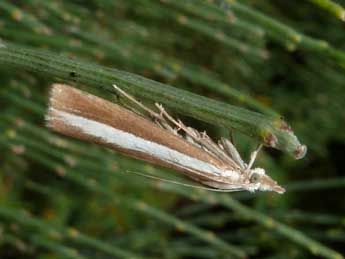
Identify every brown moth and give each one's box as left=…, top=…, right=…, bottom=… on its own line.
left=46, top=83, right=285, bottom=194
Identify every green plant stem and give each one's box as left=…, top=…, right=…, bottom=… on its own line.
left=217, top=0, right=345, bottom=67
left=287, top=177, right=345, bottom=191
left=0, top=206, right=146, bottom=259
left=0, top=42, right=306, bottom=158
left=160, top=185, right=343, bottom=259
left=30, top=235, right=87, bottom=259
left=0, top=25, right=276, bottom=115
left=0, top=1, right=50, bottom=34
left=308, top=0, right=345, bottom=21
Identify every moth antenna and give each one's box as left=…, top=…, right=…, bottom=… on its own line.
left=123, top=170, right=242, bottom=192
left=247, top=144, right=263, bottom=170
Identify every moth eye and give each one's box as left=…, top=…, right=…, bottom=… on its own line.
left=250, top=173, right=260, bottom=183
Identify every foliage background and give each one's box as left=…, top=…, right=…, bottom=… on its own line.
left=0, top=0, right=345, bottom=258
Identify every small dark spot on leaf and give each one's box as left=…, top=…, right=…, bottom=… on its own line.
left=69, top=71, right=77, bottom=77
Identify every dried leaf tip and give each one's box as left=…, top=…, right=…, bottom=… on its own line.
left=270, top=117, right=307, bottom=159
left=295, top=144, right=307, bottom=160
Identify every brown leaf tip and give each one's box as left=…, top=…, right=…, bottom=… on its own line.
left=295, top=144, right=307, bottom=159
left=263, top=133, right=278, bottom=148
left=280, top=120, right=292, bottom=133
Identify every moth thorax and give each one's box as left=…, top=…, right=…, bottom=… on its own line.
left=250, top=167, right=265, bottom=176
left=220, top=169, right=240, bottom=181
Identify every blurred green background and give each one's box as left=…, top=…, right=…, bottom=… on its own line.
left=0, top=0, right=345, bottom=258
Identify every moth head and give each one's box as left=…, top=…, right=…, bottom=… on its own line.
left=248, top=168, right=285, bottom=194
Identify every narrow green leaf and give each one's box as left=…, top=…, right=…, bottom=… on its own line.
left=0, top=42, right=306, bottom=158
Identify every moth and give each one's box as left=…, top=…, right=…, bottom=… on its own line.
left=46, top=83, right=285, bottom=194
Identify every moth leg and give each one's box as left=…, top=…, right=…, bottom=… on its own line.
left=156, top=103, right=239, bottom=167
left=113, top=84, right=162, bottom=121
left=200, top=132, right=238, bottom=166
left=155, top=103, right=186, bottom=131
left=156, top=103, right=205, bottom=142
left=112, top=84, right=179, bottom=134
left=156, top=103, right=202, bottom=143
left=112, top=85, right=186, bottom=137
left=247, top=144, right=263, bottom=170
left=155, top=103, right=205, bottom=143
left=221, top=137, right=245, bottom=169
left=152, top=103, right=184, bottom=134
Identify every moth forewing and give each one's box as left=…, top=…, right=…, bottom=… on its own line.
left=47, top=84, right=229, bottom=175
left=46, top=83, right=285, bottom=194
